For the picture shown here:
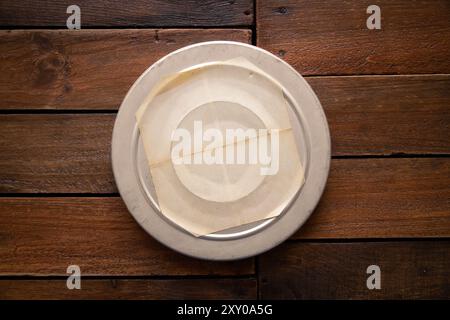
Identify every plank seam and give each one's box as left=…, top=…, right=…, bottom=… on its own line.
left=0, top=26, right=254, bottom=30
left=287, top=238, right=450, bottom=243
left=0, top=275, right=257, bottom=280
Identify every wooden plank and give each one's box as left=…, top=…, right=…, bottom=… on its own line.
left=259, top=241, right=450, bottom=299
left=0, top=197, right=253, bottom=276
left=0, top=279, right=256, bottom=299
left=0, top=0, right=253, bottom=27
left=0, top=115, right=116, bottom=193
left=1, top=106, right=448, bottom=193
left=294, top=158, right=450, bottom=239
left=0, top=29, right=448, bottom=116
left=307, top=75, right=450, bottom=156
left=0, top=156, right=447, bottom=275
left=257, top=0, right=450, bottom=75
left=0, top=29, right=251, bottom=110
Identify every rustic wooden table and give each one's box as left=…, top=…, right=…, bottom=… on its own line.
left=0, top=0, right=449, bottom=299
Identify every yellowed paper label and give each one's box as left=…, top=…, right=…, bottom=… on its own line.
left=136, top=58, right=304, bottom=236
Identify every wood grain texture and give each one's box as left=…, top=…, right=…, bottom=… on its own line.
left=307, top=75, right=450, bottom=156
left=0, top=158, right=447, bottom=277
left=0, top=0, right=253, bottom=27
left=1, top=105, right=448, bottom=193
left=0, top=279, right=256, bottom=299
left=0, top=197, right=254, bottom=276
left=0, top=29, right=251, bottom=110
left=259, top=241, right=450, bottom=299
left=1, top=2, right=449, bottom=301
left=0, top=115, right=116, bottom=193
left=257, top=0, right=450, bottom=75
left=294, top=158, right=450, bottom=239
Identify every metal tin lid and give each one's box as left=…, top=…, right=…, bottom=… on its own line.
left=112, top=41, right=330, bottom=260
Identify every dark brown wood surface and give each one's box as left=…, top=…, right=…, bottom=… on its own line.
left=1, top=110, right=448, bottom=193
left=0, top=115, right=116, bottom=193
left=0, top=29, right=251, bottom=110
left=295, top=158, right=450, bottom=239
left=0, top=157, right=448, bottom=276
left=0, top=0, right=449, bottom=300
left=0, top=279, right=256, bottom=299
left=307, top=75, right=450, bottom=156
left=0, top=0, right=253, bottom=27
left=0, top=197, right=253, bottom=276
left=257, top=0, right=450, bottom=75
left=259, top=241, right=450, bottom=299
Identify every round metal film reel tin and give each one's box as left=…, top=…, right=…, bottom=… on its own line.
left=112, top=41, right=331, bottom=260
